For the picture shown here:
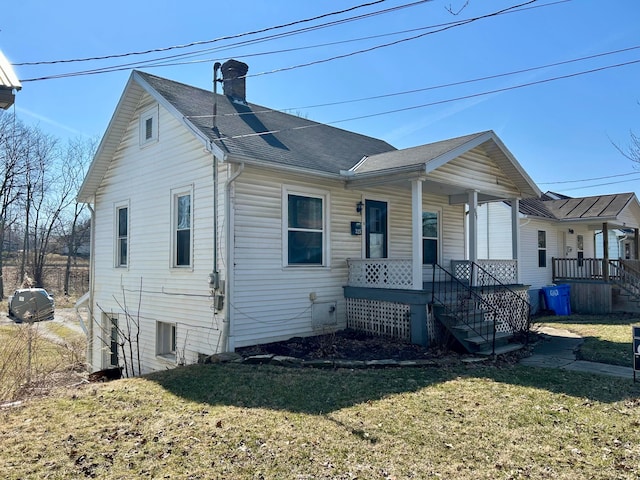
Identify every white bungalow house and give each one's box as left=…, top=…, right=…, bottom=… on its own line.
left=477, top=192, right=640, bottom=313
left=77, top=60, right=541, bottom=375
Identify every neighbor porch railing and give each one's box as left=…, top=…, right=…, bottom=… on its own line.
left=451, top=259, right=518, bottom=285
left=553, top=258, right=640, bottom=282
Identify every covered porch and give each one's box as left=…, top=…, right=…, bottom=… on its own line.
left=340, top=131, right=539, bottom=354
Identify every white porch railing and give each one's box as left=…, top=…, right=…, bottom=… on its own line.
left=451, top=259, right=518, bottom=285
left=346, top=258, right=413, bottom=289
left=347, top=258, right=519, bottom=288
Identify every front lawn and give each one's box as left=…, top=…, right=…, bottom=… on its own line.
left=1, top=363, right=640, bottom=479
left=535, top=314, right=639, bottom=366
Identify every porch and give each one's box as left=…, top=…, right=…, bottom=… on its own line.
left=343, top=258, right=530, bottom=355
left=552, top=258, right=640, bottom=314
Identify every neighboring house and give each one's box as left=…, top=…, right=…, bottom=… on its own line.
left=0, top=50, right=21, bottom=110
left=77, top=60, right=541, bottom=375
left=477, top=192, right=640, bottom=313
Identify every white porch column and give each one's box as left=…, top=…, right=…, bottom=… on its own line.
left=412, top=179, right=423, bottom=290
left=511, top=198, right=520, bottom=282
left=468, top=190, right=478, bottom=262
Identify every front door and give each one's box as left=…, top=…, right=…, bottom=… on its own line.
left=365, top=200, right=388, bottom=258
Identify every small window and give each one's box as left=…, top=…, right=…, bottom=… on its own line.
left=102, top=314, right=119, bottom=368
left=139, top=106, right=158, bottom=146
left=577, top=234, right=584, bottom=267
left=156, top=321, right=176, bottom=359
left=116, top=205, right=128, bottom=267
left=422, top=211, right=439, bottom=265
left=538, top=230, right=547, bottom=268
left=172, top=189, right=192, bottom=267
left=286, top=191, right=326, bottom=266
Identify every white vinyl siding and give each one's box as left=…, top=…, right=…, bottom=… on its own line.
left=230, top=167, right=466, bottom=349
left=90, top=93, right=223, bottom=374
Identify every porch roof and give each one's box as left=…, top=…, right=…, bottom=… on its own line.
left=344, top=130, right=541, bottom=201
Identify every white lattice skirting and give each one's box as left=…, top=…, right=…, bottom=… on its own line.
left=346, top=298, right=439, bottom=345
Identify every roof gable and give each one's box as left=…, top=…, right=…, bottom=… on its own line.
left=78, top=70, right=396, bottom=201
left=350, top=130, right=541, bottom=199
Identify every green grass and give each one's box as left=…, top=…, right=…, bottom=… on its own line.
left=1, top=363, right=640, bottom=479
left=536, top=314, right=640, bottom=366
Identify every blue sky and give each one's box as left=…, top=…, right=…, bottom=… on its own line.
left=3, top=0, right=640, bottom=198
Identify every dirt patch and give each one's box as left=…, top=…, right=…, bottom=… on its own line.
left=236, top=329, right=453, bottom=361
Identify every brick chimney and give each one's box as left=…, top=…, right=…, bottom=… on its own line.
left=221, top=59, right=249, bottom=103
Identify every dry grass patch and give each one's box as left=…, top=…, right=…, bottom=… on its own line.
left=1, top=363, right=640, bottom=479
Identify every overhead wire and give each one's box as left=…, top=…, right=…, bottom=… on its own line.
left=206, top=57, right=640, bottom=142
left=18, top=0, right=547, bottom=83
left=181, top=44, right=640, bottom=120
left=14, top=0, right=392, bottom=66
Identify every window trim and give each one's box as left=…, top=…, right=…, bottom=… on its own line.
left=102, top=313, right=120, bottom=368
left=282, top=185, right=330, bottom=268
left=139, top=105, right=158, bottom=146
left=114, top=201, right=129, bottom=268
left=156, top=321, right=177, bottom=361
left=538, top=230, right=547, bottom=268
left=171, top=186, right=194, bottom=269
left=422, top=208, right=441, bottom=265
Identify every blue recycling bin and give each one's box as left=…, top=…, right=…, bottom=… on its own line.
left=542, top=284, right=571, bottom=316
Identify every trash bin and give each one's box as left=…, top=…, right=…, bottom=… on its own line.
left=541, top=284, right=571, bottom=316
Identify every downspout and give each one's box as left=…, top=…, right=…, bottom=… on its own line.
left=223, top=162, right=244, bottom=351
left=86, top=203, right=96, bottom=369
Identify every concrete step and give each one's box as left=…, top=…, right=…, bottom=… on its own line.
left=465, top=331, right=513, bottom=346
left=476, top=342, right=525, bottom=356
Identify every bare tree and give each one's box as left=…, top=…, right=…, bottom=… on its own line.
left=57, top=137, right=95, bottom=295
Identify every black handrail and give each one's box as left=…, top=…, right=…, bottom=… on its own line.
left=431, top=264, right=498, bottom=355
left=471, top=261, right=531, bottom=339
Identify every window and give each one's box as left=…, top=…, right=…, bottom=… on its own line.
left=285, top=189, right=327, bottom=266
left=173, top=190, right=192, bottom=267
left=116, top=205, right=128, bottom=267
left=577, top=234, right=584, bottom=267
left=422, top=211, right=439, bottom=265
left=139, top=106, right=158, bottom=146
left=538, top=230, right=547, bottom=268
left=102, top=314, right=119, bottom=368
left=365, top=200, right=388, bottom=259
left=156, top=321, right=176, bottom=359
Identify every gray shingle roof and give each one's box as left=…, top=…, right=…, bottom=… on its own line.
left=137, top=71, right=396, bottom=174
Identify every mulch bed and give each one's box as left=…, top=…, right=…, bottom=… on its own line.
left=235, top=329, right=453, bottom=362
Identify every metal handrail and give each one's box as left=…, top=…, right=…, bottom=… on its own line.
left=471, top=261, right=531, bottom=338
left=431, top=264, right=498, bottom=355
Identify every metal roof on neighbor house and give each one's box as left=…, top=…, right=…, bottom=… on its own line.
left=512, top=192, right=639, bottom=223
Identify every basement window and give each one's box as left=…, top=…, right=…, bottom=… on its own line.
left=156, top=321, right=176, bottom=360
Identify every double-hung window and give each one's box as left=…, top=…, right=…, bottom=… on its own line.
left=538, top=230, right=547, bottom=268
left=173, top=188, right=192, bottom=267
left=116, top=204, right=128, bottom=267
left=422, top=211, right=439, bottom=265
left=285, top=188, right=327, bottom=266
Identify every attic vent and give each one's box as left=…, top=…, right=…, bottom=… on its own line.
left=221, top=59, right=249, bottom=103
left=139, top=105, right=158, bottom=146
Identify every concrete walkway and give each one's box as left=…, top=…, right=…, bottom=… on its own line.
left=519, top=326, right=635, bottom=379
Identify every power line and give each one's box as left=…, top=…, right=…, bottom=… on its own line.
left=557, top=177, right=640, bottom=192
left=539, top=171, right=640, bottom=184
left=19, top=0, right=543, bottom=83
left=208, top=57, right=640, bottom=142
left=182, top=44, right=640, bottom=120
left=14, top=0, right=391, bottom=66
